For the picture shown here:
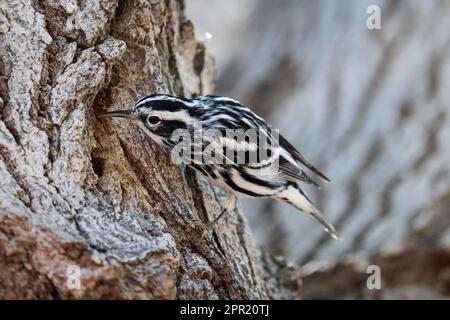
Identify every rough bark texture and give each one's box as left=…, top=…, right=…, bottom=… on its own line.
left=0, top=0, right=301, bottom=299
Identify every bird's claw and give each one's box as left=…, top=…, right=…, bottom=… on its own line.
left=200, top=222, right=215, bottom=241
left=188, top=218, right=203, bottom=229
left=188, top=219, right=214, bottom=241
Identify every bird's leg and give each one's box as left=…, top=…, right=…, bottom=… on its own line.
left=200, top=194, right=237, bottom=240
left=204, top=207, right=228, bottom=229
left=188, top=218, right=204, bottom=229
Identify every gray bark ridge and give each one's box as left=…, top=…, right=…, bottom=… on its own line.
left=0, top=0, right=300, bottom=299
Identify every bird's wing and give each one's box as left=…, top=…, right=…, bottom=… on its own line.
left=198, top=121, right=321, bottom=187
left=239, top=125, right=323, bottom=187
left=277, top=154, right=320, bottom=187
left=278, top=134, right=331, bottom=183
left=197, top=99, right=330, bottom=184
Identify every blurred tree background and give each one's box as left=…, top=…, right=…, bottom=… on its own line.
left=188, top=0, right=450, bottom=298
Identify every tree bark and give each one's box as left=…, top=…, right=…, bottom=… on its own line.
left=0, top=0, right=300, bottom=299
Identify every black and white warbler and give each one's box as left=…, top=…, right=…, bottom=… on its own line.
left=99, top=94, right=338, bottom=239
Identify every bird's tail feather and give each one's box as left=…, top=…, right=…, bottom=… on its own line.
left=277, top=185, right=340, bottom=240
left=306, top=206, right=340, bottom=240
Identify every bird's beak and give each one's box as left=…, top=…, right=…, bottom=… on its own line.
left=97, top=109, right=136, bottom=120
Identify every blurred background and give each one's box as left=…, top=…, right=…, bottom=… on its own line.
left=187, top=0, right=450, bottom=298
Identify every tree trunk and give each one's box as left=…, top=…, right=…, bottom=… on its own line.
left=0, top=0, right=300, bottom=299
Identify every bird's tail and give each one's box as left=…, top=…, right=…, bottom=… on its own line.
left=276, top=185, right=340, bottom=240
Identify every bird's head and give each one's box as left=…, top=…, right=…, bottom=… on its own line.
left=98, top=94, right=200, bottom=147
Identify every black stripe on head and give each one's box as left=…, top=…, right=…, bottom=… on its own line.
left=153, top=120, right=188, bottom=138
left=163, top=120, right=187, bottom=130
left=133, top=94, right=173, bottom=107
left=135, top=96, right=204, bottom=117
left=138, top=100, right=188, bottom=112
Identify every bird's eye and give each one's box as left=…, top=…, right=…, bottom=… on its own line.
left=147, top=116, right=161, bottom=125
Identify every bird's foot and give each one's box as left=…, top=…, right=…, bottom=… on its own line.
left=189, top=208, right=230, bottom=241
left=188, top=218, right=214, bottom=241
left=188, top=218, right=203, bottom=229
left=199, top=221, right=215, bottom=241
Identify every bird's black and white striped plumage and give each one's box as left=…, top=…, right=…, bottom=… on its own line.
left=99, top=94, right=338, bottom=239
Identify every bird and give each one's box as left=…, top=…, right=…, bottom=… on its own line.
left=98, top=94, right=339, bottom=239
